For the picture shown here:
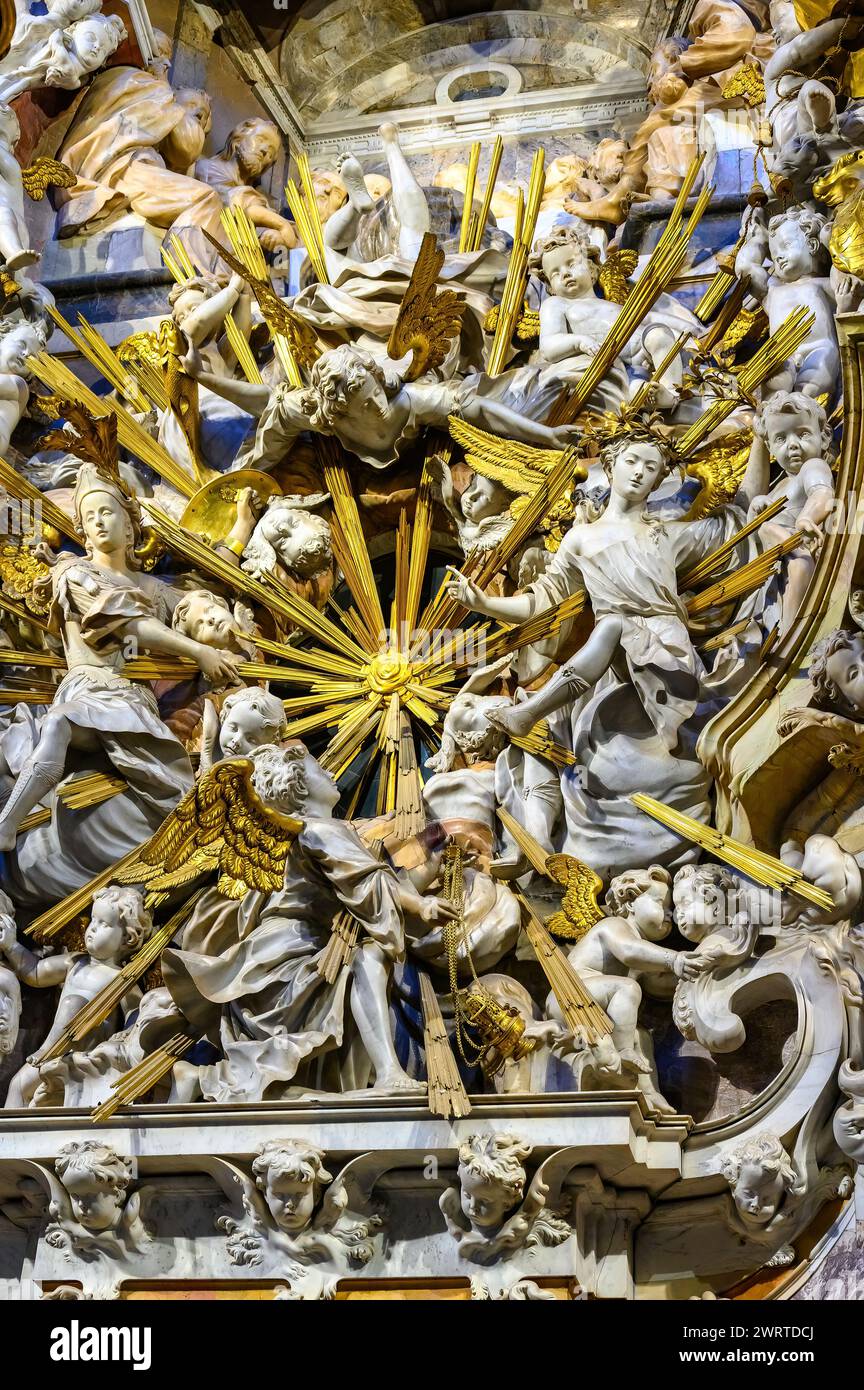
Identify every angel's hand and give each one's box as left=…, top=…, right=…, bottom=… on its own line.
left=797, top=515, right=824, bottom=554
left=228, top=271, right=247, bottom=298
left=550, top=424, right=581, bottom=449
left=444, top=566, right=485, bottom=611
left=674, top=951, right=710, bottom=981
left=235, top=486, right=258, bottom=530
left=182, top=343, right=205, bottom=378
left=196, top=646, right=243, bottom=686
left=419, top=897, right=459, bottom=928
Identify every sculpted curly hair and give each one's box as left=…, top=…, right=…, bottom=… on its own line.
left=250, top=743, right=309, bottom=813
left=299, top=346, right=400, bottom=431
left=808, top=628, right=856, bottom=707
left=755, top=390, right=833, bottom=456
left=528, top=222, right=600, bottom=286
left=719, top=1133, right=805, bottom=1198
left=605, top=865, right=671, bottom=917
left=252, top=1138, right=332, bottom=1193
left=55, top=1140, right=134, bottom=1196
left=90, top=885, right=152, bottom=954
left=457, top=1133, right=531, bottom=1200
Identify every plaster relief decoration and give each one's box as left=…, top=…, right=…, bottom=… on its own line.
left=0, top=0, right=858, bottom=1308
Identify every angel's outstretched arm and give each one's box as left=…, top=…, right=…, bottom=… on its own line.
left=183, top=346, right=271, bottom=416
left=736, top=433, right=770, bottom=510
left=181, top=273, right=244, bottom=348
left=460, top=395, right=576, bottom=451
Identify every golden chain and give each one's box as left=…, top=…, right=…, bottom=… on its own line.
left=441, top=843, right=485, bottom=1065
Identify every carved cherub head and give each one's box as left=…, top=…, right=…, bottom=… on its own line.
left=62, top=13, right=126, bottom=76
left=299, top=345, right=401, bottom=438
left=459, top=472, right=512, bottom=524
left=0, top=317, right=46, bottom=376
left=251, top=1139, right=332, bottom=1235
left=809, top=628, right=864, bottom=715
left=250, top=742, right=339, bottom=818
left=241, top=496, right=332, bottom=581
left=456, top=1133, right=531, bottom=1234
left=172, top=588, right=235, bottom=651
left=672, top=863, right=738, bottom=943
left=219, top=686, right=287, bottom=759
left=54, top=1141, right=134, bottom=1235
left=719, top=1133, right=804, bottom=1229
left=834, top=1062, right=864, bottom=1165
left=529, top=223, right=600, bottom=298
left=85, top=885, right=151, bottom=963
left=767, top=206, right=830, bottom=282
left=605, top=865, right=672, bottom=941
left=755, top=390, right=832, bottom=476
left=168, top=273, right=224, bottom=334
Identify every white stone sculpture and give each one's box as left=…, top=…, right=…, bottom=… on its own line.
left=0, top=884, right=151, bottom=1106
left=439, top=1133, right=570, bottom=1264
left=734, top=204, right=840, bottom=400
left=0, top=10, right=126, bottom=103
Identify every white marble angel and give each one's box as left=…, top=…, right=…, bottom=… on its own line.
left=0, top=315, right=46, bottom=455
left=187, top=335, right=578, bottom=474
left=445, top=430, right=759, bottom=750
left=160, top=744, right=431, bottom=1103
left=747, top=390, right=835, bottom=633
left=529, top=222, right=697, bottom=413
left=440, top=1133, right=570, bottom=1264
left=0, top=10, right=126, bottom=103
left=209, top=1142, right=382, bottom=1285
left=734, top=204, right=840, bottom=400
left=0, top=884, right=152, bottom=1107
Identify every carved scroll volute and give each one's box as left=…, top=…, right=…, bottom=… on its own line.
left=698, top=315, right=864, bottom=846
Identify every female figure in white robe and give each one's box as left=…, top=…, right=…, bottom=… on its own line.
left=446, top=432, right=760, bottom=753
left=0, top=463, right=240, bottom=880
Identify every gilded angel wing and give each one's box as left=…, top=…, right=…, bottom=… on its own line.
left=598, top=247, right=638, bottom=306
left=544, top=854, right=604, bottom=941
left=215, top=759, right=304, bottom=899
left=448, top=414, right=563, bottom=496
left=0, top=539, right=52, bottom=618
left=113, top=760, right=237, bottom=898
left=203, top=232, right=320, bottom=371
left=20, top=156, right=76, bottom=201
left=387, top=232, right=466, bottom=381
left=684, top=427, right=752, bottom=520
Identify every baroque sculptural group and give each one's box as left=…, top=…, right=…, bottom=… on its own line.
left=0, top=0, right=859, bottom=1301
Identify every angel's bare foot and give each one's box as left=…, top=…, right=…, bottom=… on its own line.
left=372, top=1070, right=427, bottom=1096
left=485, top=702, right=536, bottom=740
left=619, top=1044, right=652, bottom=1074
left=336, top=153, right=374, bottom=213
left=564, top=194, right=628, bottom=225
